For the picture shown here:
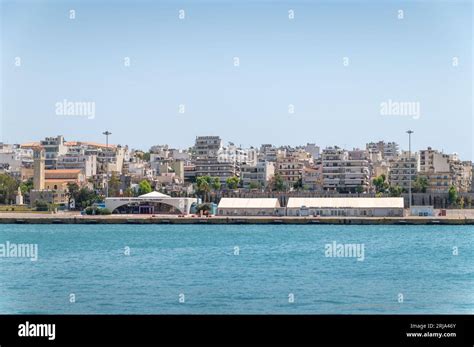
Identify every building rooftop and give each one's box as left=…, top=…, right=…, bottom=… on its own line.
left=287, top=197, right=404, bottom=209
left=218, top=198, right=280, bottom=209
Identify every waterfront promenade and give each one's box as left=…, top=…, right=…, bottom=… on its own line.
left=0, top=211, right=473, bottom=225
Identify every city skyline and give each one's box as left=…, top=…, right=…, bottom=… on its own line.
left=7, top=132, right=471, bottom=160
left=1, top=0, right=472, bottom=160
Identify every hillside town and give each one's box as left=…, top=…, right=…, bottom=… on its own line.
left=0, top=134, right=472, bottom=217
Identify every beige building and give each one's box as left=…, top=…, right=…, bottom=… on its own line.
left=28, top=147, right=86, bottom=206
left=389, top=151, right=419, bottom=191
left=241, top=161, right=275, bottom=189
left=217, top=198, right=281, bottom=216
left=419, top=148, right=472, bottom=193
left=276, top=158, right=304, bottom=187
left=302, top=165, right=323, bottom=191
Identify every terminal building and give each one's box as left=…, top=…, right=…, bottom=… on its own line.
left=105, top=191, right=197, bottom=215
left=217, top=197, right=404, bottom=217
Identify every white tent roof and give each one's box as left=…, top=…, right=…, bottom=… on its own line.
left=138, top=191, right=170, bottom=198
left=287, top=197, right=404, bottom=209
left=218, top=198, right=280, bottom=209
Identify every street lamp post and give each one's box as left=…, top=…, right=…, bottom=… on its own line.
left=102, top=131, right=112, bottom=197
left=406, top=130, right=414, bottom=211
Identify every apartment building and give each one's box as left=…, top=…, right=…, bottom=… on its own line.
left=302, top=164, right=323, bottom=191
left=40, top=135, right=68, bottom=169
left=276, top=158, right=304, bottom=187
left=241, top=161, right=275, bottom=189
left=388, top=151, right=419, bottom=191
left=366, top=141, right=399, bottom=159
left=419, top=147, right=472, bottom=193
left=193, top=136, right=239, bottom=184
left=322, top=147, right=370, bottom=193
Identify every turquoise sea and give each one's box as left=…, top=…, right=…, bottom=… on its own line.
left=0, top=224, right=472, bottom=314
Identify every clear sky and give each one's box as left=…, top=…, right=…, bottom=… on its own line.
left=1, top=0, right=472, bottom=159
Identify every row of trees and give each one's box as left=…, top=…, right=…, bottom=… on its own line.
left=373, top=174, right=429, bottom=197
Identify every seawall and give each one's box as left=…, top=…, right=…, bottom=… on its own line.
left=0, top=215, right=473, bottom=225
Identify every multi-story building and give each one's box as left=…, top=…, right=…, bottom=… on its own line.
left=150, top=145, right=170, bottom=161
left=56, top=149, right=97, bottom=178
left=419, top=147, right=472, bottom=193
left=419, top=147, right=450, bottom=173
left=366, top=141, right=399, bottom=160
left=194, top=159, right=238, bottom=184
left=302, top=164, right=323, bottom=191
left=184, top=164, right=197, bottom=183
left=96, top=145, right=126, bottom=174
left=259, top=144, right=278, bottom=162
left=194, top=136, right=222, bottom=159
left=322, top=147, right=370, bottom=193
left=305, top=143, right=320, bottom=160
left=276, top=158, right=304, bottom=187
left=169, top=148, right=190, bottom=161
left=193, top=136, right=239, bottom=184
left=40, top=136, right=68, bottom=169
left=388, top=151, right=419, bottom=191
left=155, top=159, right=184, bottom=182
left=241, top=161, right=275, bottom=189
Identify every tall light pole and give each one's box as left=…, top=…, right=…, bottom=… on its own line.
left=102, top=131, right=112, bottom=197
left=406, top=130, right=414, bottom=210
left=103, top=131, right=112, bottom=148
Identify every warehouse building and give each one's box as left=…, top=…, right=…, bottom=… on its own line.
left=286, top=197, right=404, bottom=217
left=217, top=198, right=281, bottom=216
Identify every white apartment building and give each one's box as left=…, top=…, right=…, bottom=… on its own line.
left=0, top=144, right=33, bottom=172
left=322, top=147, right=370, bottom=193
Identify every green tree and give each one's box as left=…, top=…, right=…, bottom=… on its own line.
left=373, top=174, right=389, bottom=193
left=138, top=180, right=152, bottom=195
left=34, top=200, right=49, bottom=211
left=270, top=173, right=286, bottom=192
left=249, top=182, right=260, bottom=190
left=107, top=172, right=121, bottom=197
left=20, top=178, right=34, bottom=195
left=196, top=176, right=211, bottom=201
left=226, top=176, right=240, bottom=190
left=448, top=186, right=458, bottom=206
left=293, top=177, right=303, bottom=190
left=211, top=177, right=221, bottom=191
left=75, top=187, right=101, bottom=209
left=413, top=176, right=429, bottom=193
left=0, top=173, right=18, bottom=204
left=389, top=185, right=403, bottom=197
left=356, top=185, right=365, bottom=194
left=19, top=178, right=34, bottom=204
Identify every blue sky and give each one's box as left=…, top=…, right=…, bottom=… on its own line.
left=1, top=0, right=472, bottom=159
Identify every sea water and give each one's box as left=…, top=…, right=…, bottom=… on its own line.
left=0, top=224, right=472, bottom=314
